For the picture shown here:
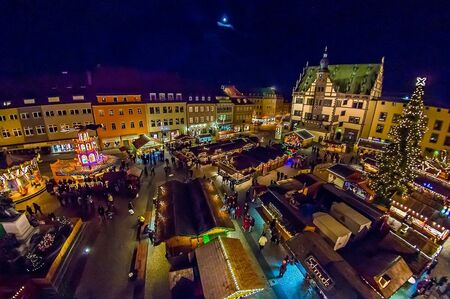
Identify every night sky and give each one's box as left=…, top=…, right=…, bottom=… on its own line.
left=0, top=1, right=448, bottom=105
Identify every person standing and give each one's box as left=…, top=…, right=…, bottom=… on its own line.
left=26, top=205, right=34, bottom=216
left=258, top=233, right=268, bottom=250
left=278, top=260, right=288, bottom=277
left=98, top=206, right=106, bottom=222
left=33, top=202, right=43, bottom=215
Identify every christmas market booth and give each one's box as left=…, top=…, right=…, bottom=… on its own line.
left=0, top=152, right=45, bottom=203
left=390, top=189, right=449, bottom=242
left=154, top=179, right=234, bottom=263
left=355, top=138, right=388, bottom=155
left=418, top=151, right=450, bottom=181
left=326, top=164, right=374, bottom=202
left=132, top=134, right=163, bottom=153
left=50, top=130, right=118, bottom=182
left=320, top=139, right=346, bottom=153
left=283, top=129, right=314, bottom=150
left=195, top=237, right=266, bottom=299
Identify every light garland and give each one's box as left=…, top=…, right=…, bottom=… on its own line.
left=218, top=236, right=240, bottom=291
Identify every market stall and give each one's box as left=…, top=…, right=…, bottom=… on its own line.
left=320, top=140, right=347, bottom=153
left=0, top=152, right=45, bottom=202
left=283, top=129, right=314, bottom=151
left=195, top=237, right=265, bottom=299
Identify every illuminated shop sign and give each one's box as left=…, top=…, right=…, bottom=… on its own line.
left=305, top=255, right=334, bottom=289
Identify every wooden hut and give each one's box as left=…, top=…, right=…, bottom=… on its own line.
left=196, top=237, right=266, bottom=299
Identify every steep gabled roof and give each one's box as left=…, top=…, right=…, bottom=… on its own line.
left=295, top=63, right=381, bottom=95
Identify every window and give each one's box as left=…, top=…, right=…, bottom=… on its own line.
left=194, top=117, right=199, bottom=123
left=48, top=124, right=58, bottom=133
left=379, top=112, right=388, bottom=121
left=109, top=110, right=114, bottom=116
left=194, top=106, right=199, bottom=112
left=200, top=106, right=204, bottom=113
left=151, top=120, right=156, bottom=127
left=35, top=125, right=46, bottom=135
left=205, top=116, right=209, bottom=122
left=211, top=106, right=214, bottom=112
left=137, top=108, right=142, bottom=114
left=175, top=106, right=179, bottom=113
left=82, top=108, right=92, bottom=114
left=429, top=133, right=439, bottom=143
left=340, top=110, right=346, bottom=116
left=210, top=116, right=214, bottom=122
left=99, top=110, right=105, bottom=116
left=128, top=108, right=133, bottom=115
left=167, top=106, right=172, bottom=113
left=60, top=123, right=69, bottom=130
left=130, top=121, right=135, bottom=128
left=155, top=107, right=160, bottom=114
left=57, top=110, right=67, bottom=116
left=73, top=122, right=81, bottom=128
left=119, top=109, right=124, bottom=116
left=69, top=109, right=79, bottom=115
left=149, top=107, right=155, bottom=114
left=163, top=119, right=168, bottom=126
left=163, top=107, right=168, bottom=113
left=10, top=114, right=18, bottom=120
left=2, top=129, right=10, bottom=138
left=24, top=127, right=34, bottom=136
left=295, top=98, right=303, bottom=104
left=156, top=119, right=161, bottom=126
left=352, top=101, right=363, bottom=109
left=101, top=97, right=106, bottom=103
left=206, top=106, right=210, bottom=112
left=445, top=136, right=450, bottom=146
left=176, top=94, right=182, bottom=101
left=293, top=110, right=302, bottom=116
left=169, top=119, right=173, bottom=125
left=137, top=120, right=143, bottom=128
left=111, top=123, right=116, bottom=130
left=188, top=106, right=193, bottom=113
left=121, top=122, right=126, bottom=129
left=433, top=120, right=443, bottom=131
left=12, top=128, right=22, bottom=137
left=392, top=113, right=401, bottom=123
left=113, top=97, right=118, bottom=103
left=21, top=112, right=29, bottom=119
left=189, top=117, right=193, bottom=123
left=306, top=98, right=314, bottom=105
left=343, top=100, right=348, bottom=106
left=159, top=93, right=165, bottom=101
left=376, top=124, right=384, bottom=133
left=0, top=115, right=6, bottom=121
left=168, top=93, right=174, bottom=101
left=323, top=99, right=332, bottom=107
left=200, top=116, right=204, bottom=123
left=348, top=116, right=360, bottom=124
left=123, top=97, right=127, bottom=102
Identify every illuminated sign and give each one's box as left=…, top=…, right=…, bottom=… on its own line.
left=305, top=255, right=334, bottom=289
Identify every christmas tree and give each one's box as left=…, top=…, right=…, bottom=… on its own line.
left=371, top=77, right=427, bottom=206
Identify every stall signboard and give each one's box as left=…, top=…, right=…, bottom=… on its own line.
left=305, top=255, right=334, bottom=289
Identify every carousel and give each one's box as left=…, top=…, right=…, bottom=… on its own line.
left=50, top=128, right=118, bottom=182
left=0, top=152, right=45, bottom=202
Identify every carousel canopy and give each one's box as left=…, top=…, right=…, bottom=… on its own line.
left=196, top=237, right=266, bottom=299
left=155, top=179, right=234, bottom=244
left=0, top=152, right=35, bottom=170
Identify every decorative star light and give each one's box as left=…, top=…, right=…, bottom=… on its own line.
left=416, top=77, right=426, bottom=86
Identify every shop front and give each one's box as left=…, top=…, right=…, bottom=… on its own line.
left=48, top=140, right=75, bottom=153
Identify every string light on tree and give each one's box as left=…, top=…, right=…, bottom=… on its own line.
left=370, top=77, right=427, bottom=206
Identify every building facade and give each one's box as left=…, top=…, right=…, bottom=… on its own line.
left=92, top=94, right=148, bottom=148
left=0, top=107, right=25, bottom=148
left=186, top=95, right=217, bottom=136
left=231, top=98, right=256, bottom=133
left=146, top=92, right=186, bottom=142
left=364, top=99, right=450, bottom=155
left=215, top=97, right=235, bottom=139
left=291, top=49, right=384, bottom=143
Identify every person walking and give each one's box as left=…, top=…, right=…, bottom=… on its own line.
left=98, top=205, right=106, bottom=222
left=144, top=166, right=148, bottom=177
left=33, top=202, right=43, bottom=215
left=258, top=233, right=268, bottom=250
left=249, top=216, right=255, bottom=232
left=151, top=167, right=155, bottom=176
left=278, top=260, right=288, bottom=278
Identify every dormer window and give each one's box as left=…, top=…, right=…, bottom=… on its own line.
left=150, top=93, right=157, bottom=101
left=378, top=274, right=391, bottom=289
left=195, top=96, right=199, bottom=101
left=24, top=99, right=35, bottom=105
left=113, top=97, right=118, bottom=103
left=201, top=96, right=205, bottom=101
left=159, top=93, right=165, bottom=101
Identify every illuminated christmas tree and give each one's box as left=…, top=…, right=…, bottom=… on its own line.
left=371, top=77, right=427, bottom=206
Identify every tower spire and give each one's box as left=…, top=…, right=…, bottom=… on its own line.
left=320, top=46, right=329, bottom=70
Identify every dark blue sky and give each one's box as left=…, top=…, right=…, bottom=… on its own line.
left=0, top=1, right=448, bottom=105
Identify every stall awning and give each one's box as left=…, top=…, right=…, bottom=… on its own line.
left=127, top=166, right=143, bottom=178
left=133, top=134, right=162, bottom=149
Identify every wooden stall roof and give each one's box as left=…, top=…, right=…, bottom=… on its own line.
left=196, top=237, right=266, bottom=299
left=154, top=179, right=234, bottom=244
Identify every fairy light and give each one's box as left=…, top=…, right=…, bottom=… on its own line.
left=219, top=236, right=240, bottom=291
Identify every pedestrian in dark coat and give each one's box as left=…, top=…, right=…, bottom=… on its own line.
left=278, top=260, right=288, bottom=277
left=26, top=205, right=34, bottom=215
left=33, top=202, right=43, bottom=215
